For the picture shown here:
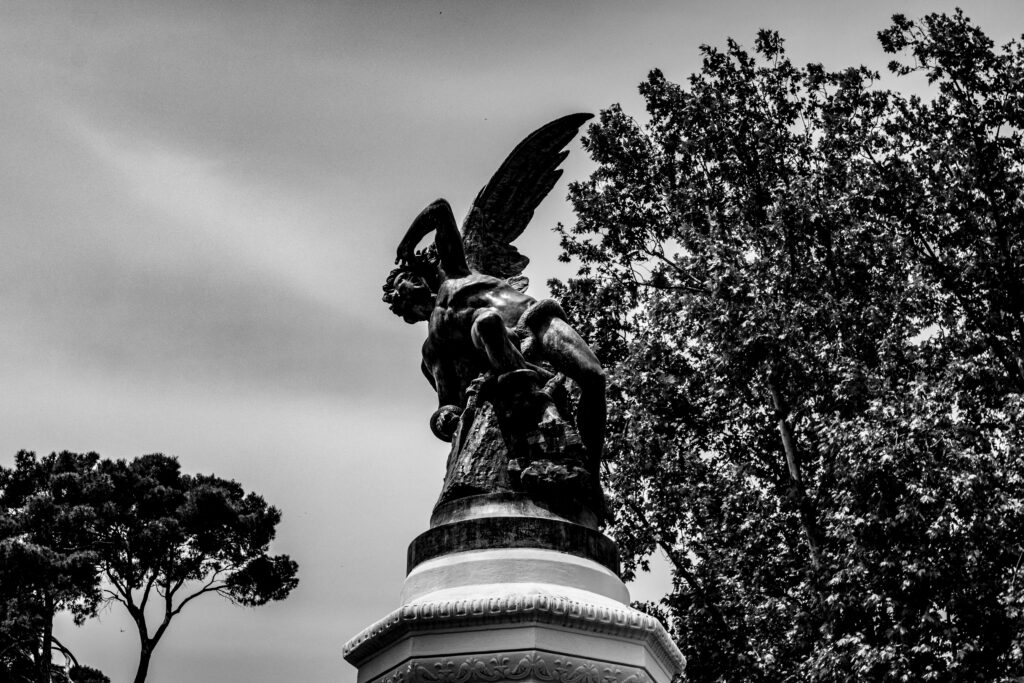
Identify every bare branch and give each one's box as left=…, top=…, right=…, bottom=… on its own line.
left=102, top=566, right=129, bottom=601
left=642, top=246, right=708, bottom=294
left=101, top=588, right=128, bottom=607
left=50, top=636, right=80, bottom=668
left=169, top=582, right=228, bottom=619
left=139, top=570, right=160, bottom=612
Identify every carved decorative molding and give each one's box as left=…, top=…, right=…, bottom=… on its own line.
left=343, top=592, right=685, bottom=677
left=375, top=651, right=652, bottom=683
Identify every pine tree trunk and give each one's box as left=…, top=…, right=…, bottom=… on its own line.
left=38, top=593, right=54, bottom=683
left=133, top=643, right=153, bottom=683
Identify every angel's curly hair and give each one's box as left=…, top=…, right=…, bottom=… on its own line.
left=382, top=244, right=443, bottom=318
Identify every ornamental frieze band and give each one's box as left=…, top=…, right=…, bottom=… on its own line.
left=375, top=651, right=652, bottom=683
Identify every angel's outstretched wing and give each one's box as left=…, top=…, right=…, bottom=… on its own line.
left=461, top=113, right=593, bottom=286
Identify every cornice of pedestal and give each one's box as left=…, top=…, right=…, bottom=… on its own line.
left=342, top=591, right=686, bottom=678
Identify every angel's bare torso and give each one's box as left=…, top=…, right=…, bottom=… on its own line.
left=431, top=274, right=534, bottom=346
left=422, top=273, right=535, bottom=401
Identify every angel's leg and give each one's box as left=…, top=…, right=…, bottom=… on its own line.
left=535, top=318, right=606, bottom=471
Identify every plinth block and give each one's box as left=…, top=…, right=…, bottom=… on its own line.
left=407, top=517, right=619, bottom=574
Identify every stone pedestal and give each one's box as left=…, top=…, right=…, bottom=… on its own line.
left=343, top=494, right=685, bottom=683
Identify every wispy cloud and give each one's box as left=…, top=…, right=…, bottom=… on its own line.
left=63, top=112, right=351, bottom=314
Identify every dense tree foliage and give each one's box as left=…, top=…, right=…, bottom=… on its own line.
left=0, top=453, right=297, bottom=683
left=553, top=12, right=1024, bottom=682
left=0, top=452, right=106, bottom=683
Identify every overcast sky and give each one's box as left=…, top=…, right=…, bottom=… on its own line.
left=4, top=2, right=1024, bottom=682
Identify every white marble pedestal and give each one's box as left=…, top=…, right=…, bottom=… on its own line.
left=343, top=510, right=686, bottom=683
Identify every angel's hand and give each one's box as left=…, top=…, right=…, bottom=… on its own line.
left=395, top=240, right=416, bottom=265
left=430, top=405, right=462, bottom=442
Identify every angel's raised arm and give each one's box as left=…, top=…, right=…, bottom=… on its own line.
left=397, top=198, right=471, bottom=278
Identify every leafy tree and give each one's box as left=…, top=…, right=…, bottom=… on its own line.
left=554, top=13, right=1024, bottom=682
left=0, top=452, right=106, bottom=683
left=64, top=666, right=107, bottom=683
left=93, top=454, right=298, bottom=683
left=876, top=9, right=1024, bottom=390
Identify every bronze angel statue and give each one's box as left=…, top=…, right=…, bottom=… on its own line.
left=382, top=114, right=605, bottom=512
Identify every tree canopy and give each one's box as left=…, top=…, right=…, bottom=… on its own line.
left=94, top=454, right=299, bottom=683
left=0, top=452, right=297, bottom=683
left=0, top=452, right=106, bottom=683
left=553, top=11, right=1024, bottom=682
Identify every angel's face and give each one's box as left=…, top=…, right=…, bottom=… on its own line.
left=393, top=272, right=434, bottom=324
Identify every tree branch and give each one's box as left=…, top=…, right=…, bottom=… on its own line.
left=138, top=570, right=159, bottom=612
left=102, top=566, right=129, bottom=604
left=101, top=588, right=128, bottom=607
left=50, top=636, right=80, bottom=668
left=169, top=584, right=226, bottom=619
left=168, top=571, right=231, bottom=620
left=642, top=246, right=709, bottom=294
left=766, top=372, right=825, bottom=572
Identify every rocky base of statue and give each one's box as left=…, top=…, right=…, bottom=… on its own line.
left=437, top=368, right=605, bottom=520
left=343, top=498, right=686, bottom=683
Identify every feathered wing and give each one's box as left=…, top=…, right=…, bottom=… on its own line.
left=461, top=113, right=593, bottom=287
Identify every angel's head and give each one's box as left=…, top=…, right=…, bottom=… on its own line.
left=383, top=257, right=439, bottom=324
